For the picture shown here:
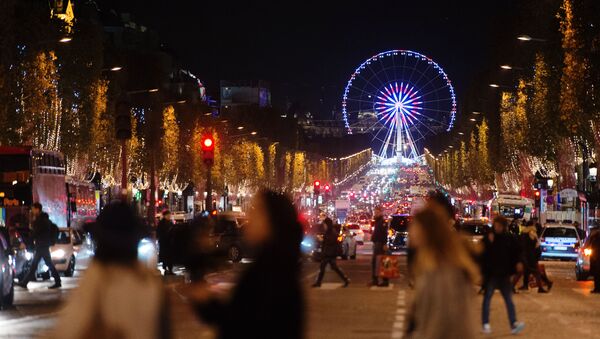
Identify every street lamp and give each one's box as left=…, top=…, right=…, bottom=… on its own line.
left=469, top=118, right=477, bottom=122
left=237, top=126, right=244, bottom=130
left=500, top=65, right=513, bottom=70
left=109, top=66, right=122, bottom=72
left=59, top=37, right=72, bottom=43
left=458, top=132, right=464, bottom=135
left=517, top=34, right=546, bottom=42
left=472, top=111, right=481, bottom=115
left=489, top=83, right=500, bottom=88
left=250, top=131, right=258, bottom=135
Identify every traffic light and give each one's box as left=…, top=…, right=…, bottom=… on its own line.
left=324, top=184, right=331, bottom=192
left=201, top=134, right=215, bottom=166
left=115, top=101, right=132, bottom=140
left=313, top=180, right=321, bottom=195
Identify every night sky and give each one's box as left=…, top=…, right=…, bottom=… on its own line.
left=104, top=1, right=517, bottom=120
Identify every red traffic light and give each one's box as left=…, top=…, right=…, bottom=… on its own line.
left=202, top=135, right=215, bottom=151
left=324, top=184, right=330, bottom=191
left=314, top=180, right=321, bottom=187
left=534, top=190, right=540, bottom=197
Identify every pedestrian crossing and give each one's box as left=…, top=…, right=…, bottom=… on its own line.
left=391, top=289, right=406, bottom=338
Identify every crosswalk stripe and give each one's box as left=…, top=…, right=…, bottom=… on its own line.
left=391, top=331, right=404, bottom=338
left=393, top=322, right=404, bottom=329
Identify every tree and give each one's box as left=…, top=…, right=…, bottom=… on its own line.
left=161, top=105, right=179, bottom=180
left=477, top=119, right=493, bottom=185
left=467, top=131, right=478, bottom=184
left=529, top=53, right=557, bottom=160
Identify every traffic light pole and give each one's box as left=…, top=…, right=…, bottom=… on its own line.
left=205, top=164, right=212, bottom=211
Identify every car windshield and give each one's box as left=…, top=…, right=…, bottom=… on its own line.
left=543, top=227, right=577, bottom=238
left=56, top=231, right=71, bottom=244
left=460, top=223, right=487, bottom=235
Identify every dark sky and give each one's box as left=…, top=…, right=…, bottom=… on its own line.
left=104, top=1, right=517, bottom=118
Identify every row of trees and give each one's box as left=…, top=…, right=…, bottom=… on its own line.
left=431, top=0, right=600, bottom=199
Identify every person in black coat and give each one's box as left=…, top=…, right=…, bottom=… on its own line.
left=189, top=190, right=305, bottom=339
left=17, top=202, right=61, bottom=289
left=312, top=217, right=349, bottom=287
left=156, top=210, right=175, bottom=275
left=589, top=227, right=600, bottom=294
left=480, top=216, right=525, bottom=335
left=371, top=206, right=389, bottom=287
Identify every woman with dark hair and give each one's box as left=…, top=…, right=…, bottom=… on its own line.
left=50, top=201, right=169, bottom=339
left=189, top=189, right=305, bottom=339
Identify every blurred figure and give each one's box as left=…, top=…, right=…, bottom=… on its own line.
left=16, top=202, right=61, bottom=289
left=189, top=190, right=304, bottom=339
left=313, top=217, right=349, bottom=287
left=481, top=216, right=525, bottom=335
left=50, top=201, right=169, bottom=339
left=589, top=227, right=600, bottom=293
left=509, top=219, right=520, bottom=235
left=515, top=222, right=551, bottom=293
left=157, top=210, right=175, bottom=275
left=371, top=206, right=389, bottom=287
left=405, top=209, right=479, bottom=339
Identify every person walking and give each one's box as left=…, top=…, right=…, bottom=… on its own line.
left=589, top=227, right=600, bottom=294
left=313, top=217, right=349, bottom=287
left=16, top=203, right=61, bottom=289
left=481, top=216, right=525, bottom=335
left=49, top=201, right=169, bottom=339
left=189, top=190, right=305, bottom=339
left=516, top=222, right=551, bottom=293
left=157, top=210, right=175, bottom=275
left=371, top=206, right=389, bottom=287
left=405, top=208, right=479, bottom=339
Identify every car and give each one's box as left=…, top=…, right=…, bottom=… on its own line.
left=42, top=228, right=79, bottom=277
left=346, top=224, right=365, bottom=245
left=301, top=224, right=323, bottom=261
left=0, top=228, right=15, bottom=309
left=209, top=213, right=248, bottom=262
left=458, top=219, right=490, bottom=243
left=540, top=224, right=585, bottom=261
left=388, top=214, right=412, bottom=252
left=575, top=237, right=593, bottom=281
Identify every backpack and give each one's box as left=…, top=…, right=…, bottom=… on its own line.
left=48, top=221, right=59, bottom=246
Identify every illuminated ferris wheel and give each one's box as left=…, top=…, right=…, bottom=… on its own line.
left=342, top=50, right=457, bottom=162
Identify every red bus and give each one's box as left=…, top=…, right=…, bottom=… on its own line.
left=0, top=146, right=97, bottom=230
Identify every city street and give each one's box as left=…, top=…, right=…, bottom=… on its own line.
left=2, top=245, right=599, bottom=338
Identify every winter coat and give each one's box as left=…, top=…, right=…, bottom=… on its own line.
left=372, top=216, right=388, bottom=243
left=31, top=212, right=53, bottom=249
left=49, top=261, right=169, bottom=339
left=195, top=244, right=304, bottom=339
left=481, top=232, right=519, bottom=279
left=156, top=219, right=174, bottom=261
left=406, top=265, right=476, bottom=339
left=321, top=228, right=340, bottom=258
left=519, top=228, right=541, bottom=267
left=590, top=231, right=600, bottom=275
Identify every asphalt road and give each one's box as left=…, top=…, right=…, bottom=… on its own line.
left=1, top=244, right=600, bottom=339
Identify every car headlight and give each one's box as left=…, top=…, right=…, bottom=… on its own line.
left=25, top=251, right=33, bottom=260
left=51, top=249, right=66, bottom=259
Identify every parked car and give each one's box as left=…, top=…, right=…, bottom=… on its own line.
left=0, top=228, right=15, bottom=309
left=540, top=223, right=585, bottom=261
left=575, top=236, right=593, bottom=281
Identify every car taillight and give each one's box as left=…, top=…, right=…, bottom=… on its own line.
left=584, top=248, right=592, bottom=256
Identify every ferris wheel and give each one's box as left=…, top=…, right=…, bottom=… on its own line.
left=342, top=50, right=457, bottom=162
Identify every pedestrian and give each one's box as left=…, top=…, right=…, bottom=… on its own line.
left=157, top=210, right=175, bottom=275
left=49, top=201, right=169, bottom=339
left=481, top=216, right=526, bottom=335
left=313, top=217, right=349, bottom=287
left=188, top=189, right=305, bottom=339
left=405, top=208, right=479, bottom=339
left=371, top=206, right=389, bottom=287
left=589, top=226, right=600, bottom=294
left=509, top=219, right=520, bottom=236
left=16, top=202, right=61, bottom=289
left=515, top=222, right=551, bottom=293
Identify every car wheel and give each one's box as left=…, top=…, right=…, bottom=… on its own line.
left=228, top=246, right=242, bottom=262
left=63, top=256, right=75, bottom=277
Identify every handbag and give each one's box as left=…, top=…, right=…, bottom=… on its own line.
left=377, top=255, right=401, bottom=279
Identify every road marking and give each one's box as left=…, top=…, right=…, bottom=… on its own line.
left=318, top=283, right=343, bottom=290
left=370, top=283, right=394, bottom=290
left=391, top=288, right=406, bottom=339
